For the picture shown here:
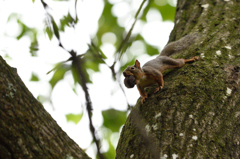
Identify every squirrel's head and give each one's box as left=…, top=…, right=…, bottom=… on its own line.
left=123, top=60, right=142, bottom=88
left=123, top=60, right=142, bottom=78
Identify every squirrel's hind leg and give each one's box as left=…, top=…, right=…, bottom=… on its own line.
left=152, top=74, right=164, bottom=93
left=161, top=56, right=199, bottom=70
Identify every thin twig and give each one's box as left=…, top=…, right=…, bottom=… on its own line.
left=70, top=51, right=104, bottom=159
left=113, top=0, right=147, bottom=67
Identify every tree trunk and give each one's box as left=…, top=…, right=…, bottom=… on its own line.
left=116, top=0, right=240, bottom=158
left=0, top=56, right=90, bottom=159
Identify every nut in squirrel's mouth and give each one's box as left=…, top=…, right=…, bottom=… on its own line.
left=124, top=75, right=136, bottom=88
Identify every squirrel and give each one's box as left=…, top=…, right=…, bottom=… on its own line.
left=123, top=33, right=200, bottom=104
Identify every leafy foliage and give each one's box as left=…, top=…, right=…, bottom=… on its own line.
left=29, top=37, right=39, bottom=56
left=7, top=14, right=39, bottom=56
left=96, top=1, right=125, bottom=47
left=44, top=14, right=60, bottom=40
left=156, top=3, right=176, bottom=21
left=60, top=13, right=78, bottom=31
left=84, top=45, right=107, bottom=72
left=40, top=0, right=176, bottom=158
left=102, top=109, right=127, bottom=132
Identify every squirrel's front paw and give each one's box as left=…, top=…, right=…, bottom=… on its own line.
left=154, top=86, right=163, bottom=93
left=194, top=56, right=200, bottom=61
left=141, top=96, right=147, bottom=104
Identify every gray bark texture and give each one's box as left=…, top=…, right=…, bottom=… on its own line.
left=116, top=0, right=240, bottom=158
left=0, top=56, right=90, bottom=159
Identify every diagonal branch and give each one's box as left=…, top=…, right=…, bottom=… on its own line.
left=41, top=1, right=105, bottom=158
left=113, top=0, right=147, bottom=68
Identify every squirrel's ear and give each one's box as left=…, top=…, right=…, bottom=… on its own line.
left=135, top=60, right=141, bottom=69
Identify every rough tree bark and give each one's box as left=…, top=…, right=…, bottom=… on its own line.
left=116, top=0, right=240, bottom=158
left=0, top=56, right=90, bottom=158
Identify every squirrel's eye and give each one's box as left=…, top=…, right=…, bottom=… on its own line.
left=131, top=67, right=134, bottom=70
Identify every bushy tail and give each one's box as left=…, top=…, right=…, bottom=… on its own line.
left=160, top=33, right=199, bottom=57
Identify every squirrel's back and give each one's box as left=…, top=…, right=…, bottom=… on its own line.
left=160, top=33, right=199, bottom=57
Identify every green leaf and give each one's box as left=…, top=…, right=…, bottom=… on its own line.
left=88, top=42, right=107, bottom=59
left=16, top=20, right=29, bottom=40
left=50, top=16, right=60, bottom=40
left=45, top=26, right=53, bottom=40
left=82, top=48, right=108, bottom=72
left=60, top=13, right=78, bottom=31
left=72, top=87, right=77, bottom=95
left=85, top=61, right=99, bottom=72
left=11, top=18, right=40, bottom=56
left=47, top=60, right=70, bottom=74
left=30, top=73, right=39, bottom=81
left=66, top=113, right=83, bottom=124
left=49, top=63, right=71, bottom=89
left=29, top=40, right=38, bottom=56
left=32, top=0, right=35, bottom=3
left=102, top=109, right=127, bottom=132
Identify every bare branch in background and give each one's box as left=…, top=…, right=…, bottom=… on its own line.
left=41, top=1, right=105, bottom=159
